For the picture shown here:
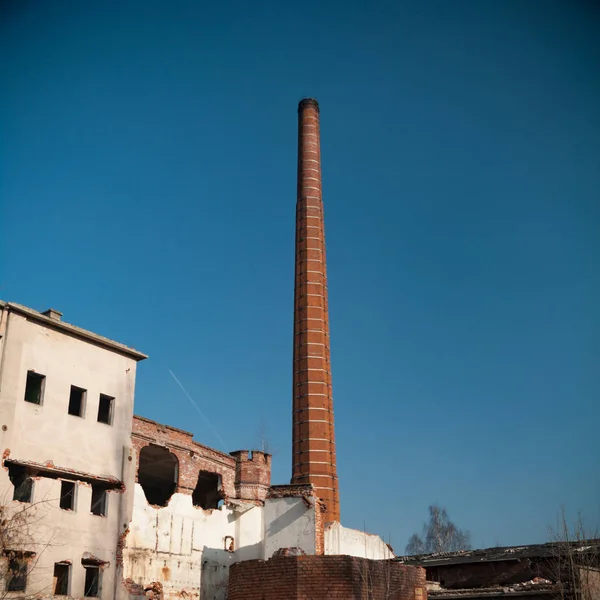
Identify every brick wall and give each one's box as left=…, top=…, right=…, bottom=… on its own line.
left=228, top=555, right=426, bottom=600
left=132, top=416, right=271, bottom=502
left=231, top=450, right=272, bottom=501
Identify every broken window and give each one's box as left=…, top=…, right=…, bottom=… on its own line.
left=83, top=564, right=100, bottom=597
left=4, top=551, right=31, bottom=592
left=53, top=562, right=70, bottom=595
left=138, top=444, right=178, bottom=506
left=68, top=385, right=86, bottom=417
left=13, top=477, right=33, bottom=503
left=60, top=481, right=76, bottom=511
left=192, top=471, right=223, bottom=510
left=8, top=464, right=34, bottom=503
left=97, top=394, right=114, bottom=425
left=24, top=371, right=45, bottom=405
left=90, top=486, right=107, bottom=516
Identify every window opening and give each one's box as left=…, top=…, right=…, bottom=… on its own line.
left=138, top=444, right=178, bottom=506
left=60, top=481, right=76, bottom=511
left=4, top=551, right=32, bottom=592
left=24, top=371, right=45, bottom=405
left=68, top=385, right=86, bottom=417
left=83, top=565, right=100, bottom=597
left=97, top=394, right=114, bottom=425
left=53, top=562, right=70, bottom=595
left=8, top=464, right=34, bottom=503
left=192, top=471, right=223, bottom=509
left=90, top=486, right=107, bottom=516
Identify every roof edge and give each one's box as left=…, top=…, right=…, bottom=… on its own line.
left=3, top=301, right=148, bottom=361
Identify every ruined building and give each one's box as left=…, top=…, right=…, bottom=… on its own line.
left=397, top=540, right=600, bottom=600
left=0, top=100, right=424, bottom=600
left=0, top=301, right=147, bottom=597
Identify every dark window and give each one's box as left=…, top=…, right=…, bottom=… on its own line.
left=68, top=385, right=86, bottom=417
left=9, top=464, right=33, bottom=503
left=53, top=562, right=70, bottom=595
left=59, top=481, right=76, bottom=511
left=138, top=445, right=178, bottom=506
left=24, top=371, right=45, bottom=405
left=192, top=471, right=223, bottom=509
left=90, top=486, right=107, bottom=516
left=83, top=565, right=100, bottom=597
left=13, top=477, right=33, bottom=503
left=6, top=554, right=28, bottom=592
left=97, top=394, right=114, bottom=425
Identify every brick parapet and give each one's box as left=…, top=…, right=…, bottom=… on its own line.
left=229, top=555, right=427, bottom=600
left=230, top=450, right=272, bottom=501
left=268, top=483, right=315, bottom=498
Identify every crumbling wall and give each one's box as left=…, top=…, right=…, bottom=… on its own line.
left=122, top=420, right=274, bottom=599
left=131, top=416, right=238, bottom=500
left=122, top=484, right=263, bottom=599
left=131, top=417, right=272, bottom=503
left=122, top=451, right=325, bottom=598
left=228, top=555, right=427, bottom=600
left=325, top=521, right=394, bottom=559
left=264, top=486, right=319, bottom=558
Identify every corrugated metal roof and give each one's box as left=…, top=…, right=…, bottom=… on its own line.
left=396, top=539, right=600, bottom=566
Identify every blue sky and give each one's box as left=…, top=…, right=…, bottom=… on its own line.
left=1, top=1, right=598, bottom=551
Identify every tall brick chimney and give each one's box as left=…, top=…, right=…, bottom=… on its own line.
left=291, top=98, right=340, bottom=523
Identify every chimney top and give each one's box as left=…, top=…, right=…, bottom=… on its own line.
left=298, top=98, right=319, bottom=113
left=42, top=308, right=62, bottom=321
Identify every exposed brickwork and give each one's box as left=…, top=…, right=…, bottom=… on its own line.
left=116, top=528, right=129, bottom=567
left=292, top=98, right=340, bottom=523
left=229, top=555, right=427, bottom=600
left=267, top=483, right=315, bottom=499
left=132, top=415, right=271, bottom=502
left=314, top=495, right=325, bottom=555
left=230, top=450, right=272, bottom=501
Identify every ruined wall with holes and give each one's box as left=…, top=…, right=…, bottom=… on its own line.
left=325, top=521, right=395, bottom=560
left=122, top=484, right=264, bottom=599
left=120, top=419, right=328, bottom=600
left=228, top=555, right=427, bottom=600
left=0, top=304, right=143, bottom=598
left=120, top=417, right=268, bottom=599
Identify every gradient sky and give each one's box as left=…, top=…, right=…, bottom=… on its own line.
left=1, top=1, right=599, bottom=552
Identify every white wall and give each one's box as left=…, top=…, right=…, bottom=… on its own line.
left=0, top=310, right=138, bottom=477
left=122, top=486, right=322, bottom=599
left=0, top=308, right=140, bottom=599
left=122, top=485, right=264, bottom=600
left=324, top=522, right=394, bottom=559
left=263, top=497, right=317, bottom=558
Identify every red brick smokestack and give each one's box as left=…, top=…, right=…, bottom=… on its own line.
left=291, top=98, right=340, bottom=523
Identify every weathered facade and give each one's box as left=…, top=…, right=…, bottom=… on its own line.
left=0, top=301, right=147, bottom=598
left=0, top=302, right=338, bottom=599
left=120, top=417, right=325, bottom=599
